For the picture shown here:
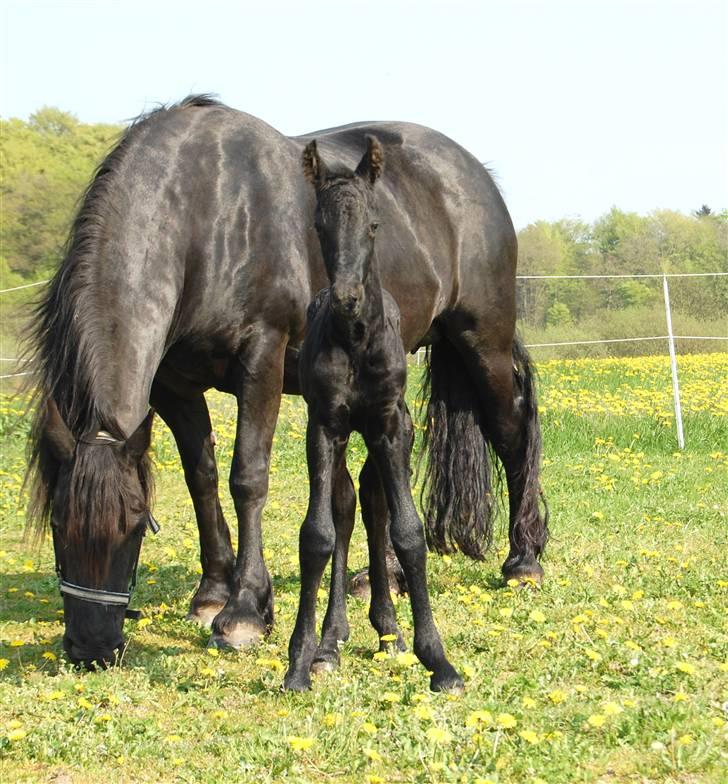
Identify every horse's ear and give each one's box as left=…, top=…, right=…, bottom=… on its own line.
left=302, top=140, right=327, bottom=188
left=355, top=135, right=384, bottom=185
left=124, top=410, right=155, bottom=462
left=44, top=399, right=75, bottom=463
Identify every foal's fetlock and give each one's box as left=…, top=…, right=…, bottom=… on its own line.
left=311, top=644, right=341, bottom=674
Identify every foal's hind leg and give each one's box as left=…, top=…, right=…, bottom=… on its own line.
left=366, top=405, right=462, bottom=692
left=151, top=384, right=235, bottom=626
left=359, top=457, right=406, bottom=651
left=311, top=456, right=356, bottom=674
left=456, top=338, right=547, bottom=583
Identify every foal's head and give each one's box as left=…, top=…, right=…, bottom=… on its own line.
left=303, top=135, right=384, bottom=320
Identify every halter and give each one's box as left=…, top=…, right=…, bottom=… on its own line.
left=55, top=429, right=160, bottom=621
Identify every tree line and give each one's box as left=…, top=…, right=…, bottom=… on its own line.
left=2, top=109, right=726, bottom=355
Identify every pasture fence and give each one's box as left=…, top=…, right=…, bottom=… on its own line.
left=2, top=272, right=727, bottom=448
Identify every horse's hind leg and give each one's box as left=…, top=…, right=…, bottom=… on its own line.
left=209, top=331, right=287, bottom=649
left=151, top=383, right=235, bottom=626
left=456, top=336, right=548, bottom=583
left=311, top=455, right=356, bottom=674
left=359, top=458, right=406, bottom=651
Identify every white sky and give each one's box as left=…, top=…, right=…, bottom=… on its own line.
left=2, top=0, right=727, bottom=228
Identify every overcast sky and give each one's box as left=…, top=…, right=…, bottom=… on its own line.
left=2, top=0, right=726, bottom=228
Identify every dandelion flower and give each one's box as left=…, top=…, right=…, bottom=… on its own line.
left=426, top=726, right=452, bottom=744
left=363, top=748, right=382, bottom=762
left=529, top=610, right=546, bottom=623
left=7, top=729, right=27, bottom=742
left=42, top=651, right=57, bottom=661
left=465, top=710, right=492, bottom=727
left=287, top=736, right=315, bottom=751
left=676, top=734, right=693, bottom=746
left=396, top=652, right=419, bottom=667
left=360, top=722, right=378, bottom=736
left=548, top=689, right=567, bottom=704
left=675, top=662, right=696, bottom=675
left=496, top=713, right=517, bottom=729
left=587, top=714, right=606, bottom=728
left=0, top=658, right=9, bottom=671
left=602, top=701, right=622, bottom=716
left=519, top=729, right=540, bottom=744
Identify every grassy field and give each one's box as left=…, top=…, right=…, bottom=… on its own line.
left=1, top=353, right=726, bottom=783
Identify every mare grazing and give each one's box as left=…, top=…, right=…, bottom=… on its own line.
left=23, top=97, right=547, bottom=667
left=284, top=137, right=462, bottom=692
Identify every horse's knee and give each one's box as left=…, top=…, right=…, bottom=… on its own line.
left=390, top=514, right=427, bottom=566
left=300, top=516, right=336, bottom=564
left=185, top=451, right=219, bottom=496
left=229, top=461, right=269, bottom=506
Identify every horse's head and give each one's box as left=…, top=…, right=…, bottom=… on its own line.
left=39, top=400, right=155, bottom=668
left=303, top=135, right=384, bottom=320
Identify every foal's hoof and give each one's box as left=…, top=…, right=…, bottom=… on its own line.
left=430, top=665, right=465, bottom=694
left=186, top=603, right=225, bottom=629
left=208, top=613, right=267, bottom=649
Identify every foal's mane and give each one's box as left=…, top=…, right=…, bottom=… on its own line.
left=21, top=95, right=222, bottom=578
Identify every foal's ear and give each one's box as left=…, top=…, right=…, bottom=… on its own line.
left=355, top=135, right=384, bottom=185
left=43, top=399, right=75, bottom=463
left=302, top=140, right=327, bottom=188
left=124, top=410, right=155, bottom=463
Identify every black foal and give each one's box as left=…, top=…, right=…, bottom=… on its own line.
left=283, top=136, right=463, bottom=693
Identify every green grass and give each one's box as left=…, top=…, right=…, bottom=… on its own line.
left=1, top=355, right=727, bottom=783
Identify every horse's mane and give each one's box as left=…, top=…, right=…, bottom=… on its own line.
left=21, top=94, right=222, bottom=579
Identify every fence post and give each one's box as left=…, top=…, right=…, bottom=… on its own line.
left=662, top=274, right=685, bottom=449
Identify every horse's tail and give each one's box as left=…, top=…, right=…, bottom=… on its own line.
left=419, top=342, right=496, bottom=560
left=419, top=335, right=548, bottom=561
left=510, top=334, right=549, bottom=558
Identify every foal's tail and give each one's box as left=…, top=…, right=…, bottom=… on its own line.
left=419, top=342, right=496, bottom=560
left=419, top=336, right=547, bottom=560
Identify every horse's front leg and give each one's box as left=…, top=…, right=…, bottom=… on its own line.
left=311, top=453, right=355, bottom=673
left=208, top=331, right=287, bottom=649
left=151, top=383, right=235, bottom=626
left=366, top=404, right=463, bottom=693
left=284, top=418, right=342, bottom=690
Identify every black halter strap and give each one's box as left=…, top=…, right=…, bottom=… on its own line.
left=56, top=512, right=159, bottom=620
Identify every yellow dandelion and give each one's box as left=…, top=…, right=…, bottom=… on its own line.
left=48, top=690, right=64, bottom=701
left=414, top=704, right=434, bottom=721
left=529, top=609, right=546, bottom=623
left=548, top=689, right=567, bottom=704
left=287, top=736, right=315, bottom=752
left=465, top=710, right=493, bottom=727
left=496, top=713, right=517, bottom=729
left=499, top=607, right=514, bottom=618
left=379, top=633, right=397, bottom=642
left=77, top=697, right=93, bottom=710
left=372, top=651, right=388, bottom=662
left=676, top=734, right=693, bottom=746
left=426, top=726, right=452, bottom=744
left=323, top=713, right=339, bottom=727
left=522, top=696, right=537, bottom=709
left=7, top=729, right=27, bottom=742
left=585, top=649, right=602, bottom=662
left=381, top=691, right=400, bottom=704
left=675, top=662, right=696, bottom=675
left=137, top=617, right=152, bottom=630
left=360, top=722, right=378, bottom=736
left=395, top=652, right=419, bottom=667
left=0, top=658, right=9, bottom=670
left=366, top=776, right=385, bottom=784
left=363, top=747, right=382, bottom=762
left=42, top=651, right=57, bottom=662
left=602, top=701, right=622, bottom=716
left=519, top=729, right=540, bottom=744
left=9, top=640, right=24, bottom=647
left=587, top=714, right=606, bottom=728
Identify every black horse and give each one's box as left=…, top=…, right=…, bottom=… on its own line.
left=24, top=96, right=547, bottom=666
left=285, top=136, right=462, bottom=692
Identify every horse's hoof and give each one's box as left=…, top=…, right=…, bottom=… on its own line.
left=208, top=622, right=264, bottom=650
left=430, top=667, right=465, bottom=694
left=310, top=658, right=337, bottom=675
left=186, top=603, right=225, bottom=628
left=282, top=672, right=312, bottom=692
left=502, top=559, right=544, bottom=587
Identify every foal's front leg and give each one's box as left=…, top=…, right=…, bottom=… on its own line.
left=284, top=419, right=342, bottom=691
